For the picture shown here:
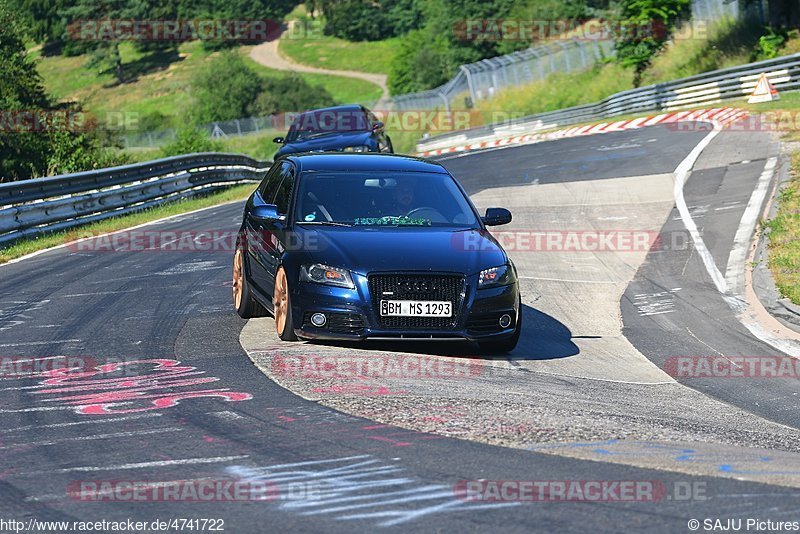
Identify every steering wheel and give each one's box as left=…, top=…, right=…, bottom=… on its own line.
left=405, top=207, right=448, bottom=223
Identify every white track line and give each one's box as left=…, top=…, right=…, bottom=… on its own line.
left=0, top=339, right=81, bottom=347
left=0, top=427, right=181, bottom=450
left=19, top=455, right=250, bottom=476
left=673, top=125, right=727, bottom=293
left=725, top=157, right=778, bottom=295
left=1, top=413, right=161, bottom=433
left=673, top=126, right=800, bottom=356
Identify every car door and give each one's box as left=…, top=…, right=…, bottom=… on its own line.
left=246, top=162, right=285, bottom=295
left=249, top=160, right=296, bottom=300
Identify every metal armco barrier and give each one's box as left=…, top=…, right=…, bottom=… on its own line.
left=417, top=52, right=800, bottom=153
left=0, top=153, right=270, bottom=246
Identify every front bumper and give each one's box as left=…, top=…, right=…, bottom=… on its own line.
left=289, top=272, right=519, bottom=342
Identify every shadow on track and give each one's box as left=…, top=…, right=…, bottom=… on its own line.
left=304, top=304, right=580, bottom=361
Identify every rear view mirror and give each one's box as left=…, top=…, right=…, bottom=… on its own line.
left=273, top=137, right=285, bottom=144
left=372, top=121, right=384, bottom=132
left=482, top=207, right=512, bottom=226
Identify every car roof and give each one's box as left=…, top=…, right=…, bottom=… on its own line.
left=294, top=104, right=365, bottom=117
left=285, top=153, right=450, bottom=175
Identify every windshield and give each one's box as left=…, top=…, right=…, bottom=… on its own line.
left=294, top=171, right=480, bottom=228
left=286, top=109, right=370, bottom=142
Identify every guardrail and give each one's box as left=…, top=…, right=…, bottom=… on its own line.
left=0, top=153, right=269, bottom=246
left=417, top=52, right=800, bottom=153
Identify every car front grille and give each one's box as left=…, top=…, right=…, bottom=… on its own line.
left=368, top=273, right=465, bottom=329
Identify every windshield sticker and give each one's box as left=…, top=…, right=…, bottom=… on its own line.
left=304, top=212, right=317, bottom=222
left=354, top=216, right=431, bottom=226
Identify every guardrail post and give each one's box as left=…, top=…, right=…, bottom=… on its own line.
left=460, top=65, right=478, bottom=105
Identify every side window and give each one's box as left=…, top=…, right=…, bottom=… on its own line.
left=257, top=165, right=282, bottom=202
left=273, top=162, right=296, bottom=215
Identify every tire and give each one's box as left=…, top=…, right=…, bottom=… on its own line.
left=273, top=266, right=298, bottom=341
left=233, top=246, right=268, bottom=319
left=383, top=136, right=394, bottom=153
left=478, top=297, right=522, bottom=355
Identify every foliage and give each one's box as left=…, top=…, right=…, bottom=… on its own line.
left=191, top=52, right=336, bottom=123
left=160, top=126, right=223, bottom=157
left=758, top=28, right=787, bottom=58
left=612, top=0, right=691, bottom=87
left=0, top=3, right=127, bottom=181
left=319, top=0, right=424, bottom=41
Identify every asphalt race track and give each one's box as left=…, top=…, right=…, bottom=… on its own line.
left=2, top=121, right=800, bottom=533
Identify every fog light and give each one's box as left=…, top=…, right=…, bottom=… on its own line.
left=499, top=314, right=512, bottom=328
left=310, top=313, right=327, bottom=327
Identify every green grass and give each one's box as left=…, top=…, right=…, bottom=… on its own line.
left=0, top=183, right=256, bottom=265
left=766, top=151, right=800, bottom=304
left=241, top=53, right=382, bottom=104
left=34, top=41, right=382, bottom=133
left=472, top=20, right=800, bottom=123
left=279, top=33, right=399, bottom=74
left=474, top=61, right=633, bottom=118
left=125, top=128, right=282, bottom=162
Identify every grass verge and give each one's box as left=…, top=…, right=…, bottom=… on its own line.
left=766, top=150, right=800, bottom=304
left=0, top=183, right=256, bottom=265
left=33, top=41, right=383, bottom=131
left=279, top=33, right=398, bottom=74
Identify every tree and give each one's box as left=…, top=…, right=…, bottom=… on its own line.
left=61, top=0, right=149, bottom=83
left=319, top=0, right=424, bottom=41
left=190, top=53, right=336, bottom=123
left=191, top=52, right=263, bottom=123
left=0, top=2, right=53, bottom=180
left=613, top=0, right=691, bottom=87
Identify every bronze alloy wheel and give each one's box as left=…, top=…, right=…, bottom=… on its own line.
left=233, top=248, right=244, bottom=310
left=273, top=267, right=289, bottom=335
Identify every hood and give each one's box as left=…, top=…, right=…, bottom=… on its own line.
left=292, top=226, right=507, bottom=276
left=277, top=131, right=374, bottom=156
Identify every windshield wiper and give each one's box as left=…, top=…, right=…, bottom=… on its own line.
left=297, top=221, right=352, bottom=227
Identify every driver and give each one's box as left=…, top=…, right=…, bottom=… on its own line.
left=389, top=179, right=417, bottom=215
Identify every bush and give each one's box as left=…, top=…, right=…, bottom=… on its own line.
left=250, top=75, right=336, bottom=116
left=160, top=127, right=224, bottom=158
left=191, top=53, right=337, bottom=123
left=191, top=52, right=263, bottom=124
left=320, top=0, right=424, bottom=41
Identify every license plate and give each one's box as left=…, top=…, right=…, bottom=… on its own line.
left=380, top=300, right=452, bottom=317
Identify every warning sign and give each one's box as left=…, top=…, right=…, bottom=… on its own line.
left=748, top=73, right=780, bottom=104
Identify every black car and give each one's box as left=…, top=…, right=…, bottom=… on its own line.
left=273, top=105, right=393, bottom=158
left=232, top=153, right=521, bottom=353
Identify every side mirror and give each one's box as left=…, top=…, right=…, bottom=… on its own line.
left=251, top=204, right=281, bottom=221
left=372, top=121, right=384, bottom=132
left=482, top=207, right=512, bottom=226
left=273, top=136, right=285, bottom=144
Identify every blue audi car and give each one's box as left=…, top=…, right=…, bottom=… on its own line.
left=273, top=105, right=393, bottom=158
left=232, top=153, right=521, bottom=353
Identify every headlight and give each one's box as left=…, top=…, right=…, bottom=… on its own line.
left=343, top=146, right=370, bottom=152
left=300, top=263, right=355, bottom=289
left=478, top=264, right=516, bottom=288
